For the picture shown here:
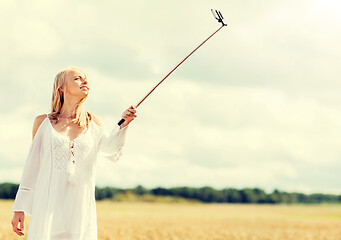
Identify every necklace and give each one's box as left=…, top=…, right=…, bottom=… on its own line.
left=58, top=117, right=76, bottom=123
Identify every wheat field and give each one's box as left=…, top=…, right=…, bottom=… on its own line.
left=1, top=200, right=341, bottom=240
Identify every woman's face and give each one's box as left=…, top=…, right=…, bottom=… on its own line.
left=62, top=69, right=90, bottom=98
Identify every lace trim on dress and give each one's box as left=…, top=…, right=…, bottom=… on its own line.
left=47, top=114, right=93, bottom=185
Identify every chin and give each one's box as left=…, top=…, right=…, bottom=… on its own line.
left=80, top=90, right=89, bottom=96
left=80, top=92, right=89, bottom=100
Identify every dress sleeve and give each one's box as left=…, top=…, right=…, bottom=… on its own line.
left=12, top=120, right=44, bottom=216
left=98, top=123, right=129, bottom=163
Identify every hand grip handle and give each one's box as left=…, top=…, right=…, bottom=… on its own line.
left=117, top=118, right=125, bottom=126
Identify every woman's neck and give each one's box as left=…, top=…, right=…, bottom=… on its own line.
left=58, top=91, right=87, bottom=119
left=59, top=100, right=79, bottom=118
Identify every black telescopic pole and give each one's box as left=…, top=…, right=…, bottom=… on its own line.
left=118, top=9, right=227, bottom=126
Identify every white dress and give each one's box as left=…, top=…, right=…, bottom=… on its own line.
left=12, top=114, right=129, bottom=240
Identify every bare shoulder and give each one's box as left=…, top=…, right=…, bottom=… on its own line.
left=32, top=114, right=48, bottom=140
left=92, top=114, right=104, bottom=127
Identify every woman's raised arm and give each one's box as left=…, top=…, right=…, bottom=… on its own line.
left=94, top=106, right=136, bottom=162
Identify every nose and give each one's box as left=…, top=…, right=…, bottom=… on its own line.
left=82, top=78, right=88, bottom=85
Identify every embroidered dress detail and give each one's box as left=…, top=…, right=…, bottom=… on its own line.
left=52, top=136, right=69, bottom=171
left=48, top=118, right=94, bottom=185
left=12, top=114, right=129, bottom=240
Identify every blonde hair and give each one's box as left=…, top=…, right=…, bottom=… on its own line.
left=49, top=67, right=92, bottom=129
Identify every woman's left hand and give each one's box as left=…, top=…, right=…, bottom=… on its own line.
left=120, top=105, right=137, bottom=129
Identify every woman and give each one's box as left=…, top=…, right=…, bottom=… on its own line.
left=11, top=66, right=137, bottom=239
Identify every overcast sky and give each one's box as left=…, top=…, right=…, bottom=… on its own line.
left=1, top=0, right=340, bottom=194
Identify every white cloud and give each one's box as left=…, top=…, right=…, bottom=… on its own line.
left=90, top=71, right=341, bottom=193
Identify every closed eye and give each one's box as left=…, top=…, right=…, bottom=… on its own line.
left=74, top=76, right=87, bottom=81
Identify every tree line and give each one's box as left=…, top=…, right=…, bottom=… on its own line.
left=1, top=182, right=340, bottom=204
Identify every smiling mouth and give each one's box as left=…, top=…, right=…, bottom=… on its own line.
left=80, top=86, right=89, bottom=91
